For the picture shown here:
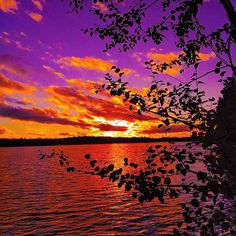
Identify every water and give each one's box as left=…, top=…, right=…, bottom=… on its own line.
left=0, top=142, right=200, bottom=235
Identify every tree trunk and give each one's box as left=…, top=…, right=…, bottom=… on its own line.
left=220, top=0, right=236, bottom=42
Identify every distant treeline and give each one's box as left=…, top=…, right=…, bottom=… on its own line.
left=0, top=136, right=198, bottom=147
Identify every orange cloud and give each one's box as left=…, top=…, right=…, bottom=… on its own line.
left=139, top=124, right=190, bottom=135
left=0, top=127, right=6, bottom=135
left=92, top=2, right=108, bottom=12
left=0, top=63, right=26, bottom=76
left=146, top=51, right=215, bottom=76
left=43, top=65, right=65, bottom=79
left=95, top=124, right=128, bottom=132
left=58, top=56, right=114, bottom=73
left=146, top=52, right=181, bottom=76
left=26, top=11, right=43, bottom=22
left=147, top=52, right=178, bottom=62
left=0, top=103, right=91, bottom=127
left=0, top=0, right=18, bottom=13
left=59, top=132, right=73, bottom=136
left=46, top=80, right=156, bottom=125
left=22, top=97, right=36, bottom=105
left=198, top=52, right=215, bottom=61
left=67, top=78, right=102, bottom=94
left=134, top=122, right=191, bottom=138
left=0, top=73, right=34, bottom=96
left=57, top=56, right=133, bottom=75
left=32, top=0, right=43, bottom=11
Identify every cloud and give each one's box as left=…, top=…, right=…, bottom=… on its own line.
left=57, top=56, right=133, bottom=74
left=0, top=128, right=6, bottom=135
left=92, top=2, right=108, bottom=12
left=0, top=0, right=18, bottom=13
left=95, top=124, right=128, bottom=132
left=21, top=97, right=36, bottom=105
left=57, top=56, right=114, bottom=73
left=0, top=73, right=34, bottom=96
left=26, top=11, right=43, bottom=22
left=43, top=65, right=65, bottom=79
left=46, top=86, right=87, bottom=109
left=32, top=0, right=43, bottom=11
left=27, top=132, right=46, bottom=137
left=46, top=82, right=156, bottom=124
left=130, top=52, right=144, bottom=63
left=0, top=103, right=89, bottom=127
left=0, top=54, right=52, bottom=86
left=0, top=63, right=26, bottom=76
left=146, top=52, right=181, bottom=76
left=4, top=96, right=33, bottom=106
left=147, top=52, right=178, bottom=62
left=198, top=52, right=215, bottom=61
left=139, top=124, right=190, bottom=135
left=146, top=51, right=216, bottom=76
left=0, top=32, right=32, bottom=51
left=67, top=78, right=102, bottom=94
left=59, top=132, right=73, bottom=136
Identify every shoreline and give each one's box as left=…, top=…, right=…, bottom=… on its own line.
left=0, top=136, right=197, bottom=148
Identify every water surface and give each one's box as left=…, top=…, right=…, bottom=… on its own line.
left=0, top=143, right=194, bottom=235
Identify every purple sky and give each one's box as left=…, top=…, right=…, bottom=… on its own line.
left=0, top=0, right=234, bottom=138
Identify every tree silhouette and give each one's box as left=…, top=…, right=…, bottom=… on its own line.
left=215, top=77, right=236, bottom=179
left=42, top=0, right=236, bottom=235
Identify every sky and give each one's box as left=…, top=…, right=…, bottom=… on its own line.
left=0, top=0, right=232, bottom=139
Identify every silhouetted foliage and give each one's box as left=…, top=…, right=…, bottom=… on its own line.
left=43, top=0, right=236, bottom=235
left=0, top=136, right=196, bottom=147
left=215, top=77, right=236, bottom=180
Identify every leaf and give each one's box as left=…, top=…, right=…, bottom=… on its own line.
left=157, top=194, right=164, bottom=203
left=218, top=202, right=224, bottom=210
left=194, top=63, right=199, bottom=69
left=197, top=171, right=207, bottom=182
left=221, top=221, right=230, bottom=231
left=177, top=222, right=183, bottom=228
left=216, top=61, right=222, bottom=67
left=85, top=154, right=91, bottom=159
left=90, top=160, right=97, bottom=167
left=164, top=119, right=170, bottom=126
left=173, top=228, right=181, bottom=236
left=66, top=167, right=75, bottom=172
left=139, top=196, right=144, bottom=204
left=175, top=163, right=182, bottom=172
left=125, top=92, right=130, bottom=99
left=164, top=177, right=171, bottom=185
left=125, top=183, right=132, bottom=191
left=151, top=84, right=157, bottom=91
left=180, top=168, right=187, bottom=176
left=152, top=176, right=161, bottom=184
left=171, top=15, right=176, bottom=21
left=191, top=198, right=199, bottom=207
left=155, top=145, right=162, bottom=149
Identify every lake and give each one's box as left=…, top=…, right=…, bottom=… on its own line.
left=0, top=142, right=211, bottom=235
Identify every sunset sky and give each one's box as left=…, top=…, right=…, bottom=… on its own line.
left=0, top=0, right=232, bottom=138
